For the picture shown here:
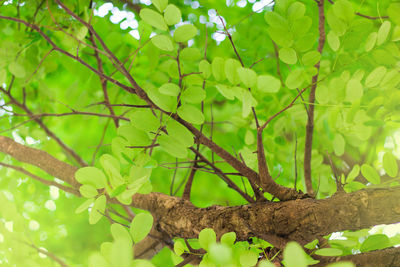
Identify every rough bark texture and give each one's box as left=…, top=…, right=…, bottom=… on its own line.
left=3, top=135, right=400, bottom=265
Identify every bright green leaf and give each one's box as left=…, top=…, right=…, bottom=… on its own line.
left=302, top=51, right=321, bottom=66
left=365, top=66, right=386, bottom=87
left=383, top=152, right=398, bottom=177
left=360, top=234, right=390, bottom=252
left=237, top=67, right=257, bottom=88
left=75, top=198, right=94, bottom=214
left=199, top=228, right=216, bottom=250
left=283, top=242, right=307, bottom=267
left=285, top=68, right=305, bottom=89
left=287, top=2, right=306, bottom=21
left=257, top=74, right=281, bottom=93
left=199, top=59, right=211, bottom=78
left=215, top=84, right=235, bottom=100
left=327, top=31, right=340, bottom=51
left=182, top=86, right=206, bottom=103
left=212, top=57, right=225, bottom=81
left=8, top=62, right=25, bottom=78
left=239, top=250, right=258, bottom=267
left=152, top=0, right=168, bottom=12
left=139, top=8, right=168, bottom=31
left=220, top=232, right=236, bottom=246
left=225, top=58, right=242, bottom=84
left=347, top=164, right=360, bottom=183
left=130, top=213, right=153, bottom=243
left=159, top=82, right=180, bottom=96
left=209, top=243, right=232, bottom=265
left=333, top=134, right=345, bottom=156
left=151, top=35, right=174, bottom=51
left=315, top=248, right=343, bottom=256
left=279, top=47, right=297, bottom=64
left=89, top=195, right=106, bottom=224
left=361, top=164, right=380, bottom=184
left=79, top=185, right=98, bottom=198
left=158, top=134, right=188, bottom=158
left=377, top=21, right=391, bottom=45
left=75, top=167, right=107, bottom=189
left=164, top=4, right=181, bottom=25
left=173, top=24, right=197, bottom=42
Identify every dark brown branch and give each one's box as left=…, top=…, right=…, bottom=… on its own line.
left=355, top=12, right=389, bottom=20
left=304, top=0, right=326, bottom=195
left=25, top=242, right=71, bottom=267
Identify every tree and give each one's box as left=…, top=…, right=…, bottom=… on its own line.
left=1, top=0, right=400, bottom=266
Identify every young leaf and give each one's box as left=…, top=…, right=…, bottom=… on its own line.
left=199, top=59, right=211, bottom=78
left=173, top=24, right=197, bottom=42
left=365, top=66, right=386, bottom=88
left=89, top=195, right=106, bottom=224
left=151, top=35, right=174, bottom=51
left=111, top=223, right=132, bottom=246
left=215, top=84, right=235, bottom=100
left=212, top=57, right=225, bottom=81
left=130, top=109, right=160, bottom=132
left=164, top=4, right=181, bottom=25
left=152, top=0, right=168, bottom=12
left=239, top=250, right=258, bottom=267
left=388, top=3, right=400, bottom=25
left=346, top=164, right=360, bottom=183
left=327, top=31, right=340, bottom=51
left=360, top=234, right=390, bottom=252
left=333, top=134, right=345, bottom=156
left=177, top=104, right=205, bottom=125
left=257, top=75, right=281, bottom=93
left=377, top=21, right=391, bottom=45
left=166, top=119, right=194, bottom=147
left=75, top=167, right=107, bottom=189
left=139, top=8, right=168, bottom=31
left=285, top=68, right=305, bottom=89
left=180, top=47, right=201, bottom=61
left=283, top=242, right=307, bottom=267
left=8, top=62, right=26, bottom=78
left=220, top=232, right=236, bottom=246
left=383, top=152, right=398, bottom=177
left=302, top=51, right=321, bottom=66
left=361, top=164, right=380, bottom=184
left=209, top=243, right=232, bottom=265
left=314, top=248, right=343, bottom=256
left=225, top=58, right=242, bottom=84
left=75, top=198, right=94, bottom=214
left=237, top=67, right=257, bottom=88
left=279, top=47, right=297, bottom=64
left=79, top=185, right=98, bottom=198
left=159, top=82, right=180, bottom=96
left=158, top=134, right=188, bottom=158
left=287, top=2, right=306, bottom=21
left=199, top=228, right=216, bottom=250
left=181, top=86, right=206, bottom=103
left=130, top=213, right=153, bottom=243
left=111, top=239, right=132, bottom=267
left=332, top=0, right=354, bottom=22
left=365, top=32, right=377, bottom=52
left=345, top=79, right=363, bottom=103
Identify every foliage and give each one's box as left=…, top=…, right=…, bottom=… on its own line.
left=0, top=0, right=400, bottom=266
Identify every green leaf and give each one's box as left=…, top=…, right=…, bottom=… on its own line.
left=220, top=232, right=236, bottom=246
left=365, top=66, right=386, bottom=87
left=361, top=164, right=380, bottom=184
left=166, top=119, right=194, bottom=147
left=8, top=62, right=25, bottom=78
left=109, top=184, right=126, bottom=198
left=287, top=2, right=306, bottom=21
left=111, top=223, right=132, bottom=246
left=257, top=75, right=281, bottom=93
left=285, top=68, right=305, bottom=89
left=88, top=253, right=108, bottom=267
left=174, top=239, right=186, bottom=256
left=199, top=228, right=216, bottom=250
left=173, top=24, right=197, bottom=42
left=377, top=21, right=391, bottom=45
left=267, top=26, right=294, bottom=47
left=75, top=198, right=94, bottom=214
left=388, top=3, right=400, bottom=25
left=383, top=152, right=398, bottom=178
left=215, top=84, right=235, bottom=100
left=239, top=250, right=258, bottom=267
left=360, top=234, right=390, bottom=252
left=258, top=261, right=276, bottom=267
left=345, top=79, right=363, bottom=103
left=346, top=164, right=360, bottom=183
left=199, top=59, right=211, bottom=78
left=151, top=35, right=174, bottom=51
left=212, top=57, right=225, bottom=81
left=237, top=67, right=257, bottom=88
left=225, top=58, right=242, bottom=84
left=279, top=47, right=297, bottom=64
left=242, top=90, right=257, bottom=117
left=327, top=31, right=340, bottom=51
left=283, top=242, right=307, bottom=267
left=209, top=243, right=232, bottom=265
left=164, top=4, right=181, bottom=25
left=111, top=239, right=132, bottom=267
left=159, top=82, right=180, bottom=96
left=89, top=195, right=106, bottom=224
left=177, top=104, right=205, bottom=125
left=152, top=0, right=168, bottom=12
left=332, top=0, right=354, bottom=22
left=304, top=239, right=319, bottom=249
left=158, top=134, right=188, bottom=158
left=130, top=109, right=160, bottom=132
left=302, top=51, right=321, bottom=66
left=79, top=185, right=98, bottom=198
left=181, top=86, right=206, bottom=103
left=264, top=12, right=288, bottom=28
left=326, top=9, right=347, bottom=36
left=314, top=248, right=343, bottom=256
left=75, top=167, right=107, bottom=189
left=130, top=213, right=153, bottom=243
left=333, top=134, right=345, bottom=156
left=132, top=260, right=155, bottom=267
left=365, top=32, right=377, bottom=52
left=139, top=8, right=168, bottom=31
left=180, top=47, right=201, bottom=61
